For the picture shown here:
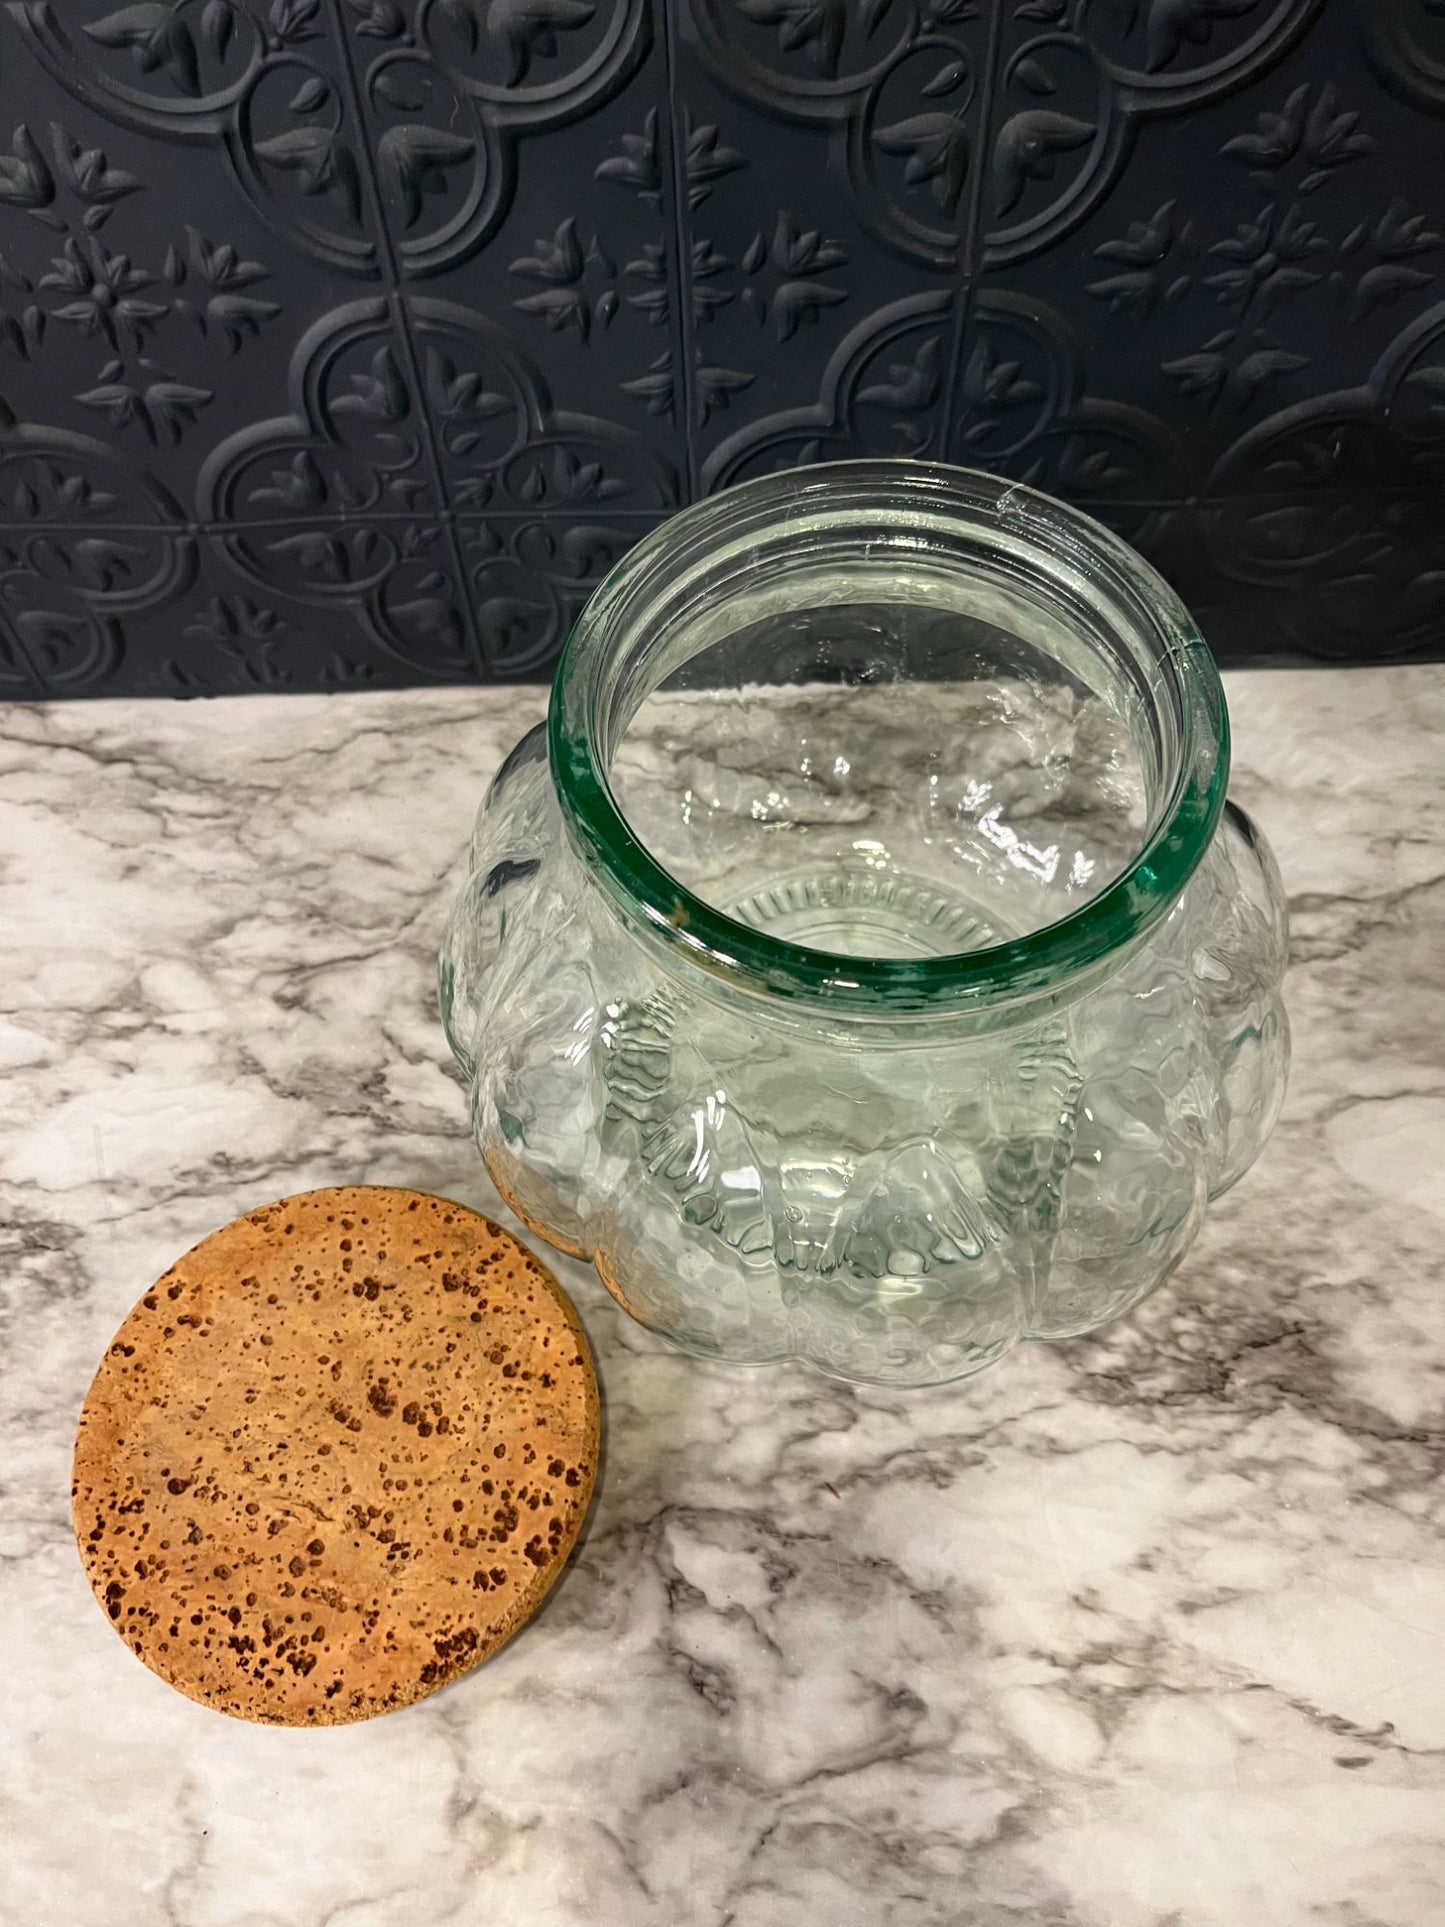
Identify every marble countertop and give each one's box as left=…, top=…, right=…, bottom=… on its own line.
left=2, top=668, right=1442, bottom=1927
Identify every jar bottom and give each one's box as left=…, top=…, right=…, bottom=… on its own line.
left=726, top=865, right=1000, bottom=960
left=483, top=1143, right=593, bottom=1263
left=482, top=1134, right=1211, bottom=1388
left=609, top=674, right=1154, bottom=967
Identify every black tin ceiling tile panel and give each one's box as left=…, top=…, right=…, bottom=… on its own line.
left=0, top=0, right=1440, bottom=695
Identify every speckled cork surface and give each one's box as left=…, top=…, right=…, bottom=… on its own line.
left=72, top=1186, right=599, bottom=1725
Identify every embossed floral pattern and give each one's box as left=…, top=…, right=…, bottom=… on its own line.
left=439, top=707, right=1290, bottom=1386
left=0, top=0, right=1438, bottom=693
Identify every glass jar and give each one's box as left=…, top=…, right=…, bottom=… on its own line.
left=440, top=463, right=1289, bottom=1388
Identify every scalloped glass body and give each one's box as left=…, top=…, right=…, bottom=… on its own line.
left=441, top=723, right=1289, bottom=1388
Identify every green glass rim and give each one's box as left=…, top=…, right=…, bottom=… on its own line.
left=549, top=460, right=1229, bottom=1017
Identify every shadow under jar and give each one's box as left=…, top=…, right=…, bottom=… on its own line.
left=441, top=463, right=1289, bottom=1388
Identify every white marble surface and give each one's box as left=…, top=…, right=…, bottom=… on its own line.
left=2, top=668, right=1443, bottom=1927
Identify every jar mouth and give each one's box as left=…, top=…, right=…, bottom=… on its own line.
left=550, top=460, right=1227, bottom=1018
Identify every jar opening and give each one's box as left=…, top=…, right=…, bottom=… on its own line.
left=550, top=462, right=1227, bottom=1017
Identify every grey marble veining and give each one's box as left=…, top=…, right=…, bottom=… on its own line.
left=1, top=670, right=1442, bottom=1927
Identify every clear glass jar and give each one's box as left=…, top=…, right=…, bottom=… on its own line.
left=440, top=463, right=1289, bottom=1387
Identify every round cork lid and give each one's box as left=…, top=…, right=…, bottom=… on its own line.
left=72, top=1187, right=599, bottom=1725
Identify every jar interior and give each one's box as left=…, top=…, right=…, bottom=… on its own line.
left=602, top=510, right=1172, bottom=963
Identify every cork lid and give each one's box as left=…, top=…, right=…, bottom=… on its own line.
left=72, top=1187, right=599, bottom=1724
